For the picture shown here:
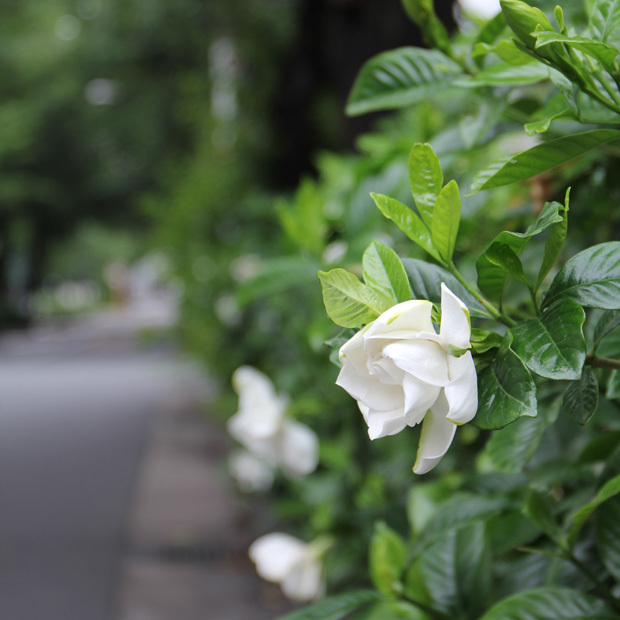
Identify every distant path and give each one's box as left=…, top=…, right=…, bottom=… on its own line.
left=0, top=303, right=205, bottom=620
left=0, top=302, right=294, bottom=620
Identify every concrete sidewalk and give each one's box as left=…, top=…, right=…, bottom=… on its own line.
left=113, top=384, right=295, bottom=620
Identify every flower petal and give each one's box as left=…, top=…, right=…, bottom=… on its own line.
left=279, top=420, right=319, bottom=476
left=365, top=407, right=408, bottom=439
left=382, top=339, right=450, bottom=386
left=413, top=393, right=457, bottom=474
left=281, top=558, right=324, bottom=601
left=365, top=300, right=434, bottom=337
left=439, top=283, right=471, bottom=350
left=445, top=351, right=478, bottom=424
left=337, top=362, right=403, bottom=411
left=402, top=374, right=440, bottom=426
left=228, top=450, right=274, bottom=492
left=249, top=533, right=308, bottom=582
left=338, top=323, right=371, bottom=372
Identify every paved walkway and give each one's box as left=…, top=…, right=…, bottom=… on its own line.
left=0, top=303, right=293, bottom=620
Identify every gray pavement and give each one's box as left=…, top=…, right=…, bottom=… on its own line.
left=0, top=303, right=293, bottom=620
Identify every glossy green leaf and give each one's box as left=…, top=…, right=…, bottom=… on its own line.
left=471, top=328, right=504, bottom=354
left=593, top=310, right=620, bottom=353
left=476, top=201, right=563, bottom=301
left=590, top=0, right=620, bottom=49
left=276, top=590, right=380, bottom=620
left=418, top=533, right=458, bottom=614
left=362, top=241, right=412, bottom=303
left=479, top=586, right=614, bottom=619
left=354, top=599, right=428, bottom=620
left=536, top=195, right=568, bottom=290
left=533, top=31, right=618, bottom=72
left=346, top=47, right=462, bottom=116
left=401, top=0, right=451, bottom=56
left=485, top=241, right=529, bottom=287
left=408, top=143, right=442, bottom=227
left=567, top=472, right=620, bottom=548
left=595, top=495, right=620, bottom=582
left=470, top=130, right=620, bottom=193
left=401, top=258, right=488, bottom=317
left=455, top=62, right=549, bottom=87
left=543, top=242, right=620, bottom=309
left=417, top=492, right=511, bottom=550
left=368, top=521, right=407, bottom=596
left=510, top=299, right=586, bottom=380
left=523, top=490, right=563, bottom=544
left=483, top=415, right=548, bottom=473
left=455, top=522, right=492, bottom=618
left=524, top=108, right=578, bottom=136
left=562, top=366, right=599, bottom=425
left=431, top=180, right=460, bottom=262
left=370, top=193, right=441, bottom=262
left=318, top=269, right=394, bottom=328
left=474, top=333, right=537, bottom=430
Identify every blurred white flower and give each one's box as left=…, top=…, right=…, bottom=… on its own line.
left=228, top=366, right=319, bottom=477
left=322, top=241, right=348, bottom=265
left=249, top=533, right=326, bottom=601
left=458, top=0, right=501, bottom=18
left=228, top=449, right=274, bottom=492
left=336, top=284, right=477, bottom=474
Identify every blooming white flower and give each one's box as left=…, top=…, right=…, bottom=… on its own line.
left=249, top=533, right=326, bottom=601
left=228, top=366, right=319, bottom=477
left=228, top=449, right=274, bottom=492
left=336, top=283, right=478, bottom=474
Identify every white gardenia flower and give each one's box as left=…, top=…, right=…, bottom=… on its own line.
left=228, top=366, right=319, bottom=477
left=228, top=449, right=274, bottom=493
left=336, top=283, right=478, bottom=475
left=249, top=533, right=326, bottom=601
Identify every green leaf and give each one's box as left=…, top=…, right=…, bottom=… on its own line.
left=536, top=195, right=569, bottom=290
left=346, top=47, right=462, bottom=116
left=595, top=495, right=620, bottom=582
left=455, top=62, right=549, bottom=87
left=416, top=492, right=511, bottom=550
left=401, top=0, right=451, bottom=56
left=483, top=415, right=548, bottom=473
left=430, top=181, right=460, bottom=262
left=479, top=586, right=614, bottom=619
left=533, top=31, right=618, bottom=72
left=368, top=522, right=407, bottom=596
left=401, top=258, right=488, bottom=317
left=567, top=472, right=620, bottom=548
left=276, top=590, right=381, bottom=620
left=543, top=242, right=620, bottom=310
left=418, top=533, right=458, bottom=614
left=500, top=0, right=558, bottom=56
left=470, top=130, right=620, bottom=193
left=370, top=193, right=441, bottom=262
left=354, top=599, right=428, bottom=620
left=590, top=0, right=620, bottom=50
left=510, top=299, right=587, bottom=380
left=471, top=328, right=504, bottom=354
left=474, top=332, right=537, bottom=430
left=524, top=108, right=578, bottom=136
left=476, top=201, right=563, bottom=301
left=523, top=490, right=563, bottom=544
left=562, top=366, right=599, bottom=425
left=362, top=241, right=412, bottom=303
left=593, top=310, right=620, bottom=353
left=408, top=143, right=442, bottom=227
left=318, top=269, right=395, bottom=328
left=485, top=241, right=530, bottom=287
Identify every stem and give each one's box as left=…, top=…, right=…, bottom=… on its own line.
left=447, top=261, right=516, bottom=327
left=568, top=553, right=620, bottom=614
left=586, top=354, right=620, bottom=370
